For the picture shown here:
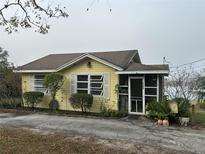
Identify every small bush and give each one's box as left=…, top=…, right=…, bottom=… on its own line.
left=146, top=101, right=171, bottom=120
left=0, top=98, right=21, bottom=109
left=176, top=99, right=191, bottom=117
left=70, top=93, right=93, bottom=113
left=23, top=91, right=44, bottom=109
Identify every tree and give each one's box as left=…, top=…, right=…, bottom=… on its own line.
left=0, top=47, right=21, bottom=99
left=23, top=91, right=44, bottom=110
left=0, top=47, right=10, bottom=72
left=196, top=70, right=205, bottom=100
left=70, top=93, right=93, bottom=113
left=0, top=0, right=68, bottom=34
left=165, top=67, right=198, bottom=101
left=44, top=73, right=64, bottom=110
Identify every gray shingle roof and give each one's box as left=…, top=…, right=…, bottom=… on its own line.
left=125, top=62, right=169, bottom=71
left=17, top=50, right=140, bottom=70
left=16, top=50, right=169, bottom=73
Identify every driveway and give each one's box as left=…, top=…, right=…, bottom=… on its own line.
left=0, top=112, right=205, bottom=154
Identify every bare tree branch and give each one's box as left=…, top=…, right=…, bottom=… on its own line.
left=0, top=0, right=68, bottom=34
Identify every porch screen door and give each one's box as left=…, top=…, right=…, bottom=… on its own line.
left=129, top=78, right=144, bottom=114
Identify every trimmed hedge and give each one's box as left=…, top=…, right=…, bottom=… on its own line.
left=70, top=93, right=93, bottom=113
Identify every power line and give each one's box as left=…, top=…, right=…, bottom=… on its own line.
left=170, top=57, right=205, bottom=69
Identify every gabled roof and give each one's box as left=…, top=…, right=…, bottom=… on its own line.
left=15, top=49, right=169, bottom=74
left=16, top=50, right=140, bottom=72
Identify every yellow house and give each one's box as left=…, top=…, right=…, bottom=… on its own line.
left=15, top=50, right=169, bottom=115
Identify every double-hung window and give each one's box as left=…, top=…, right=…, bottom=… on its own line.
left=33, top=74, right=48, bottom=94
left=76, top=75, right=104, bottom=97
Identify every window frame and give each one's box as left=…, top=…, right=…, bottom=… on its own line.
left=144, top=74, right=159, bottom=101
left=76, top=74, right=104, bottom=97
left=33, top=74, right=49, bottom=95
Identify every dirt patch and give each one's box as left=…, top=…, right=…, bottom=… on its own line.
left=0, top=127, right=194, bottom=154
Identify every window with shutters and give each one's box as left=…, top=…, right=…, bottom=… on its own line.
left=33, top=74, right=48, bottom=94
left=76, top=75, right=104, bottom=97
left=76, top=75, right=88, bottom=94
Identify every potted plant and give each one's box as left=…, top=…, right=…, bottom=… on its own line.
left=177, top=100, right=191, bottom=126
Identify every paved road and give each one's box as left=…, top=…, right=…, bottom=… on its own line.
left=0, top=112, right=205, bottom=154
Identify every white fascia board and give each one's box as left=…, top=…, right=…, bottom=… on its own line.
left=56, top=53, right=87, bottom=71
left=56, top=53, right=123, bottom=71
left=13, top=69, right=56, bottom=73
left=116, top=70, right=169, bottom=74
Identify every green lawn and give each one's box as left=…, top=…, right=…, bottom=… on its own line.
left=192, top=105, right=205, bottom=126
left=193, top=112, right=205, bottom=126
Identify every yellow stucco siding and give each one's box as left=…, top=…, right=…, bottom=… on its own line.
left=21, top=58, right=119, bottom=112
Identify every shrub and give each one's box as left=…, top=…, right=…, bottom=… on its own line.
left=44, top=73, right=64, bottom=110
left=23, top=91, right=44, bottom=110
left=70, top=93, right=93, bottom=113
left=146, top=101, right=171, bottom=120
left=0, top=98, right=21, bottom=109
left=175, top=98, right=191, bottom=117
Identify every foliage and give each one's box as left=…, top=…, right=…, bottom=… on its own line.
left=146, top=98, right=191, bottom=125
left=0, top=1, right=68, bottom=34
left=44, top=73, right=64, bottom=101
left=100, top=108, right=127, bottom=117
left=176, top=98, right=191, bottom=117
left=146, top=101, right=171, bottom=119
left=196, top=73, right=205, bottom=99
left=0, top=98, right=21, bottom=109
left=70, top=93, right=93, bottom=113
left=199, top=101, right=205, bottom=110
left=0, top=47, right=10, bottom=71
left=99, top=98, right=128, bottom=117
left=0, top=47, right=21, bottom=99
left=23, top=91, right=44, bottom=109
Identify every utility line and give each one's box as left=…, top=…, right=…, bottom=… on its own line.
left=170, top=57, right=205, bottom=69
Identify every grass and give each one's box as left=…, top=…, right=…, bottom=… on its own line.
left=191, top=105, right=205, bottom=126
left=0, top=128, right=127, bottom=154
left=193, top=112, right=205, bottom=126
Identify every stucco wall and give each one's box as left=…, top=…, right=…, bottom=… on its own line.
left=21, top=58, right=119, bottom=112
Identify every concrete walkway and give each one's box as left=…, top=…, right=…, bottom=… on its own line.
left=0, top=112, right=205, bottom=154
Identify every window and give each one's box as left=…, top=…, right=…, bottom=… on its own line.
left=76, top=75, right=104, bottom=96
left=145, top=74, right=158, bottom=103
left=33, top=74, right=48, bottom=93
left=77, top=75, right=88, bottom=94
left=90, top=75, right=104, bottom=96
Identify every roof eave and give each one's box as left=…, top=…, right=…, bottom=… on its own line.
left=13, top=69, right=56, bottom=73
left=115, top=70, right=169, bottom=75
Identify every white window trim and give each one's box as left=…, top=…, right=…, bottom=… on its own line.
left=76, top=74, right=105, bottom=97
left=128, top=76, right=145, bottom=115
left=32, top=74, right=50, bottom=95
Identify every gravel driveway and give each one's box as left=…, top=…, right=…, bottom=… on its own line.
left=0, top=112, right=205, bottom=154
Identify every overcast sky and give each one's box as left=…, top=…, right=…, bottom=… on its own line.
left=0, top=0, right=205, bottom=69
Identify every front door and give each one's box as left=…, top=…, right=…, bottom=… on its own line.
left=129, top=77, right=145, bottom=115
